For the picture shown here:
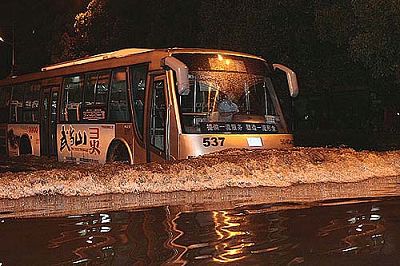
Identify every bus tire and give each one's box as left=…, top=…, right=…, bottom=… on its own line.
left=19, top=135, right=32, bottom=155
left=106, top=141, right=131, bottom=164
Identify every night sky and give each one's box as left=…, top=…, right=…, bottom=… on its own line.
left=0, top=0, right=85, bottom=77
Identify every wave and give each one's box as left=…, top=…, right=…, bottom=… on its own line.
left=0, top=147, right=399, bottom=199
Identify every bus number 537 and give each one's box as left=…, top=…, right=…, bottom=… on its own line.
left=203, top=137, right=225, bottom=147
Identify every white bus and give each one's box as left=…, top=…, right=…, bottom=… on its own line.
left=0, top=48, right=298, bottom=164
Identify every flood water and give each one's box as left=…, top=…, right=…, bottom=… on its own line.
left=0, top=177, right=399, bottom=265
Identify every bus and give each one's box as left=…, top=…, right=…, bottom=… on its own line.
left=0, top=48, right=299, bottom=164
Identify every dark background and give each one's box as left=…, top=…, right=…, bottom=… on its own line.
left=1, top=0, right=399, bottom=149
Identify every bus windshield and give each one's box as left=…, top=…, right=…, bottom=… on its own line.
left=173, top=53, right=287, bottom=134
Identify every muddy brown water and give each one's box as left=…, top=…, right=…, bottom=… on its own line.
left=0, top=176, right=399, bottom=265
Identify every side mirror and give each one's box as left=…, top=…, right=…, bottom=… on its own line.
left=162, top=56, right=190, bottom=95
left=273, top=64, right=299, bottom=97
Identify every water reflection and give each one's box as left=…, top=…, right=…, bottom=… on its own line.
left=47, top=213, right=124, bottom=264
left=212, top=210, right=249, bottom=263
left=0, top=198, right=399, bottom=265
left=317, top=205, right=386, bottom=256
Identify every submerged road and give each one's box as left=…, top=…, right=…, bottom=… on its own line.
left=0, top=147, right=399, bottom=199
left=0, top=175, right=399, bottom=219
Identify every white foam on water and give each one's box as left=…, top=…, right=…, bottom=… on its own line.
left=0, top=147, right=399, bottom=199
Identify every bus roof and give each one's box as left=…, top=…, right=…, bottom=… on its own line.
left=41, top=48, right=154, bottom=71
left=42, top=48, right=265, bottom=71
left=0, top=48, right=266, bottom=86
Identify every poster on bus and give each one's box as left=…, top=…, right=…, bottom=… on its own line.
left=57, top=124, right=115, bottom=164
left=7, top=124, right=40, bottom=157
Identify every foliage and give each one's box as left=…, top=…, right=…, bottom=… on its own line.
left=316, top=0, right=400, bottom=84
left=55, top=0, right=201, bottom=62
left=351, top=0, right=400, bottom=82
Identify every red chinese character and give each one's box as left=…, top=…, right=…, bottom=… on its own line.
left=89, top=127, right=100, bottom=139
left=89, top=139, right=101, bottom=155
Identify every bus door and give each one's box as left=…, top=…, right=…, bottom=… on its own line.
left=40, top=85, right=59, bottom=156
left=146, top=75, right=170, bottom=162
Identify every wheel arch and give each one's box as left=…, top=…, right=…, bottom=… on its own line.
left=106, top=137, right=133, bottom=164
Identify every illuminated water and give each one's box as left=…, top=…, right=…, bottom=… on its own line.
left=0, top=177, right=399, bottom=265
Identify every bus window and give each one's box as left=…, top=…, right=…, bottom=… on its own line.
left=150, top=79, right=167, bottom=151
left=84, top=73, right=97, bottom=106
left=23, top=84, right=40, bottom=123
left=131, top=64, right=148, bottom=137
left=82, top=71, right=110, bottom=121
left=95, top=72, right=110, bottom=105
left=9, top=84, right=25, bottom=123
left=108, top=68, right=129, bottom=122
left=84, top=71, right=110, bottom=106
left=0, top=87, right=11, bottom=123
left=61, top=75, right=83, bottom=122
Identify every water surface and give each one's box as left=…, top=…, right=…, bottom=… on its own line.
left=0, top=176, right=399, bottom=265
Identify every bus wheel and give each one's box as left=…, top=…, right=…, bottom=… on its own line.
left=19, top=136, right=32, bottom=155
left=107, top=141, right=131, bottom=164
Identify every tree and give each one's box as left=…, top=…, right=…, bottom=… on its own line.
left=57, top=0, right=202, bottom=60
left=316, top=0, right=400, bottom=84
left=350, top=0, right=400, bottom=82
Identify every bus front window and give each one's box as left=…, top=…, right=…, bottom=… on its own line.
left=173, top=54, right=287, bottom=134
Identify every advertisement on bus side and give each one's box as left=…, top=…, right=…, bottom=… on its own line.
left=7, top=124, right=40, bottom=156
left=57, top=124, right=115, bottom=164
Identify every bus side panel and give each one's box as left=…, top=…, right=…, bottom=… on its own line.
left=57, top=124, right=115, bottom=164
left=7, top=124, right=40, bottom=156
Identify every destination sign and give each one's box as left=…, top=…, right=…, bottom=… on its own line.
left=82, top=108, right=106, bottom=121
left=200, top=122, right=278, bottom=134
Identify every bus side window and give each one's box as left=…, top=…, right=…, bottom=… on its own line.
left=0, top=87, right=11, bottom=123
left=82, top=71, right=110, bottom=121
left=61, top=75, right=83, bottom=122
left=84, top=71, right=111, bottom=107
left=84, top=73, right=97, bottom=106
left=95, top=72, right=111, bottom=106
left=23, top=83, right=40, bottom=123
left=130, top=64, right=148, bottom=138
left=109, top=68, right=129, bottom=122
left=10, top=84, right=25, bottom=123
